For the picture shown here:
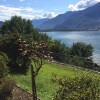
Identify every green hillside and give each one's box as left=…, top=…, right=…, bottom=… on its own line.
left=11, top=63, right=100, bottom=100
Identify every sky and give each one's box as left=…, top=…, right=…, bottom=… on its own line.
left=0, top=0, right=100, bottom=21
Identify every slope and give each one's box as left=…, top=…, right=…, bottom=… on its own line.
left=11, top=63, right=100, bottom=100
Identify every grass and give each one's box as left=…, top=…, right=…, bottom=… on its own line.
left=10, top=63, right=100, bottom=100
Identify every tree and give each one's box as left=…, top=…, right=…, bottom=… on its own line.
left=70, top=42, right=93, bottom=57
left=0, top=33, right=52, bottom=100
left=16, top=34, right=52, bottom=100
left=1, top=16, right=34, bottom=34
left=0, top=34, right=28, bottom=73
left=50, top=40, right=69, bottom=63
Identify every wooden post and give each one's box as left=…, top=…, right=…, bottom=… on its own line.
left=31, top=65, right=37, bottom=100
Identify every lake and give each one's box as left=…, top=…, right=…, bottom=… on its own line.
left=45, top=31, right=100, bottom=64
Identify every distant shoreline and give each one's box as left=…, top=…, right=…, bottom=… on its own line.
left=39, top=30, right=100, bottom=32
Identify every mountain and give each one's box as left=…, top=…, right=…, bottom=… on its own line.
left=55, top=2, right=100, bottom=31
left=32, top=18, right=49, bottom=28
left=37, top=2, right=100, bottom=31
left=37, top=11, right=79, bottom=30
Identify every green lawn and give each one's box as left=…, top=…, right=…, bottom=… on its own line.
left=11, top=63, right=100, bottom=100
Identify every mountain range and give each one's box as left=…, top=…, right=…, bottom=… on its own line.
left=32, top=18, right=49, bottom=28
left=32, top=2, right=100, bottom=31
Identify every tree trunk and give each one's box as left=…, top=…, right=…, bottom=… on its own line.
left=31, top=65, right=37, bottom=100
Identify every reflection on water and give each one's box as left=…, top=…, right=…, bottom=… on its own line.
left=45, top=31, right=100, bottom=64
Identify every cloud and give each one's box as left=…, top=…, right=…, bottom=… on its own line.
left=68, top=0, right=100, bottom=11
left=42, top=12, right=58, bottom=18
left=31, top=12, right=58, bottom=19
left=0, top=5, right=58, bottom=21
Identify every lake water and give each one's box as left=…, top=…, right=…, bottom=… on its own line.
left=45, top=31, right=100, bottom=64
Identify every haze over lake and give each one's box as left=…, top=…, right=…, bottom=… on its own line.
left=45, top=31, right=100, bottom=64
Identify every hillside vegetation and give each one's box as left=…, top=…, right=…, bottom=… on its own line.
left=0, top=16, right=100, bottom=100
left=11, top=63, right=100, bottom=100
left=1, top=16, right=99, bottom=71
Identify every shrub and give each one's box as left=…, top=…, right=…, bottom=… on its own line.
left=52, top=75, right=100, bottom=100
left=0, top=52, right=15, bottom=100
left=66, top=56, right=85, bottom=67
left=0, top=77, right=15, bottom=100
left=0, top=52, right=9, bottom=78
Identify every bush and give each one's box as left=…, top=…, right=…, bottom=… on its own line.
left=65, top=56, right=85, bottom=67
left=0, top=52, right=15, bottom=100
left=0, top=61, right=9, bottom=78
left=52, top=75, right=100, bottom=100
left=0, top=77, right=15, bottom=100
left=0, top=52, right=9, bottom=78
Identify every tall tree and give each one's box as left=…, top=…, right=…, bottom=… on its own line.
left=1, top=16, right=34, bottom=34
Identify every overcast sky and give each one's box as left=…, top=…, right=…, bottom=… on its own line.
left=0, top=0, right=100, bottom=21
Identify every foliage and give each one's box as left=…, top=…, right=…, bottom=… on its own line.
left=0, top=17, right=51, bottom=100
left=50, top=40, right=69, bottom=62
left=0, top=52, right=15, bottom=100
left=70, top=42, right=93, bottom=57
left=65, top=56, right=85, bottom=66
left=0, top=52, right=9, bottom=78
left=1, top=16, right=34, bottom=34
left=0, top=16, right=96, bottom=70
left=0, top=15, right=98, bottom=71
left=0, top=77, right=15, bottom=100
left=0, top=15, right=99, bottom=100
left=0, top=33, right=97, bottom=71
left=52, top=75, right=100, bottom=100
left=0, top=15, right=52, bottom=74
left=68, top=42, right=94, bottom=68
left=0, top=34, right=29, bottom=73
left=11, top=63, right=100, bottom=100
left=49, top=41, right=96, bottom=69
